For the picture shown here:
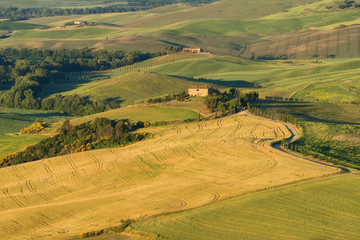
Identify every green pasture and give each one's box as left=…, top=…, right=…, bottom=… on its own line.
left=37, top=56, right=360, bottom=106
left=0, top=107, right=67, bottom=160
left=56, top=72, right=210, bottom=105
left=12, top=27, right=120, bottom=39
left=0, top=107, right=68, bottom=134
left=0, top=21, right=46, bottom=31
left=263, top=0, right=353, bottom=19
left=132, top=174, right=360, bottom=240
left=69, top=105, right=203, bottom=127
left=293, top=78, right=360, bottom=103
left=0, top=134, right=45, bottom=159
left=22, top=12, right=154, bottom=28
left=252, top=101, right=360, bottom=124
left=146, top=57, right=360, bottom=100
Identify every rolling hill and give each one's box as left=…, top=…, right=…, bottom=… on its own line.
left=0, top=114, right=338, bottom=239
left=52, top=71, right=214, bottom=105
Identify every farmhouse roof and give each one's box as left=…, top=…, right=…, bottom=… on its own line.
left=188, top=85, right=211, bottom=89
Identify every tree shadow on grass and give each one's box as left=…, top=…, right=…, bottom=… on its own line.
left=166, top=74, right=255, bottom=88
left=254, top=100, right=360, bottom=125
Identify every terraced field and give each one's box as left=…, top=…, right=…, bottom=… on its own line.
left=0, top=114, right=338, bottom=239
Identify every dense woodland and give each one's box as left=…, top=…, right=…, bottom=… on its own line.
left=0, top=0, right=218, bottom=20
left=0, top=48, right=160, bottom=115
left=0, top=118, right=149, bottom=167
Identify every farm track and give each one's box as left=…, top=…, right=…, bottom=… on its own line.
left=0, top=187, right=25, bottom=208
left=228, top=118, right=243, bottom=138
left=86, top=151, right=104, bottom=171
left=13, top=166, right=50, bottom=201
left=203, top=119, right=222, bottom=140
left=66, top=155, right=105, bottom=189
left=39, top=161, right=54, bottom=177
left=208, top=192, right=220, bottom=204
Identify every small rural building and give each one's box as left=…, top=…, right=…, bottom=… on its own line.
left=183, top=48, right=203, bottom=53
left=188, top=86, right=213, bottom=97
left=74, top=20, right=87, bottom=25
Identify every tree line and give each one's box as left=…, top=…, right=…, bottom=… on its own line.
left=0, top=48, right=160, bottom=115
left=0, top=0, right=218, bottom=20
left=147, top=91, right=189, bottom=103
left=0, top=118, right=150, bottom=167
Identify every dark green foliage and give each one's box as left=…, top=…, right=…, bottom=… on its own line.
left=292, top=135, right=360, bottom=169
left=80, top=219, right=134, bottom=238
left=165, top=46, right=183, bottom=53
left=205, top=88, right=258, bottom=115
left=338, top=0, right=356, bottom=8
left=0, top=48, right=161, bottom=114
left=0, top=118, right=149, bottom=167
left=41, top=94, right=122, bottom=116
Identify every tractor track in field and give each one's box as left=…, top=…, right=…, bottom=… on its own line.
left=150, top=151, right=166, bottom=164
left=109, top=147, right=124, bottom=161
left=249, top=120, right=262, bottom=139
left=40, top=161, right=54, bottom=177
left=197, top=123, right=204, bottom=133
left=137, top=154, right=154, bottom=177
left=66, top=155, right=105, bottom=189
left=174, top=126, right=182, bottom=134
left=13, top=166, right=49, bottom=201
left=0, top=187, right=25, bottom=208
left=208, top=192, right=220, bottom=204
left=40, top=159, right=72, bottom=193
left=86, top=151, right=103, bottom=171
left=228, top=118, right=243, bottom=138
left=203, top=119, right=222, bottom=140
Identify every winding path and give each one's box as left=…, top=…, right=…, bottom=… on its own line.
left=238, top=110, right=352, bottom=173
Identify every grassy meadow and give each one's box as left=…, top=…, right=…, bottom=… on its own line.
left=132, top=174, right=360, bottom=240
left=36, top=55, right=360, bottom=106
left=0, top=114, right=338, bottom=239
left=0, top=107, right=68, bottom=161
left=69, top=106, right=203, bottom=125
left=55, top=72, right=211, bottom=105
left=45, top=105, right=205, bottom=133
left=0, top=135, right=46, bottom=159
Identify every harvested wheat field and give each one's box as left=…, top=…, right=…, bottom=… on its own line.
left=0, top=115, right=338, bottom=239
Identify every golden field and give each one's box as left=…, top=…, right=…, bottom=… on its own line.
left=0, top=114, right=338, bottom=239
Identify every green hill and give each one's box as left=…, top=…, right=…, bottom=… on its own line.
left=132, top=174, right=360, bottom=240
left=55, top=72, right=211, bottom=105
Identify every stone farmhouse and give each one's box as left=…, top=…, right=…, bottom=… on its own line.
left=188, top=86, right=213, bottom=97
left=183, top=48, right=203, bottom=53
left=74, top=20, right=87, bottom=25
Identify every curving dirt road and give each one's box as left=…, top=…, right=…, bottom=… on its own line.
left=238, top=110, right=352, bottom=173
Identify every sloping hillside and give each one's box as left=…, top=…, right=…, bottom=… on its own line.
left=0, top=114, right=337, bottom=239
left=56, top=72, right=208, bottom=105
